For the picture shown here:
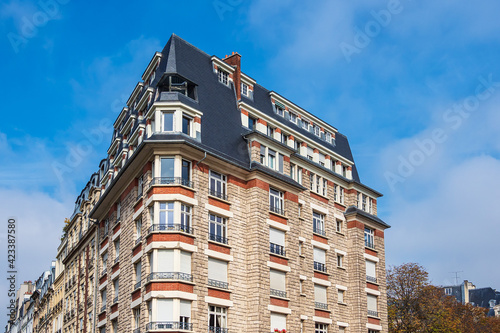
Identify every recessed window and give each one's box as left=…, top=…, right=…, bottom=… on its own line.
left=209, top=170, right=227, bottom=200
left=314, top=125, right=320, bottom=136
left=313, top=248, right=326, bottom=272
left=208, top=258, right=228, bottom=289
left=209, top=306, right=227, bottom=332
left=248, top=116, right=257, bottom=130
left=301, top=119, right=309, bottom=130
left=337, top=254, right=344, bottom=268
left=366, top=260, right=377, bottom=283
left=336, top=219, right=343, bottom=233
left=241, top=83, right=248, bottom=96
left=314, top=284, right=328, bottom=309
left=315, top=323, right=328, bottom=333
left=364, top=227, right=374, bottom=249
left=182, top=115, right=192, bottom=136
left=367, top=294, right=379, bottom=317
left=275, top=104, right=284, bottom=117
left=338, top=289, right=345, bottom=303
left=444, top=287, right=452, bottom=296
left=162, top=112, right=174, bottom=132
left=209, top=214, right=228, bottom=244
left=269, top=188, right=284, bottom=215
left=313, top=212, right=325, bottom=236
left=217, top=68, right=229, bottom=86
left=267, top=126, right=275, bottom=138
left=289, top=112, right=297, bottom=124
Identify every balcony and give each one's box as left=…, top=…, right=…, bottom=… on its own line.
left=208, top=279, right=228, bottom=289
left=366, top=275, right=377, bottom=283
left=100, top=305, right=106, bottom=313
left=148, top=223, right=193, bottom=235
left=209, top=233, right=228, bottom=245
left=269, top=206, right=285, bottom=216
left=313, top=226, right=326, bottom=237
left=270, top=289, right=287, bottom=298
left=368, top=310, right=379, bottom=317
left=208, top=327, right=228, bottom=333
left=150, top=177, right=193, bottom=188
left=209, top=189, right=228, bottom=201
left=147, top=272, right=193, bottom=283
left=365, top=240, right=375, bottom=249
left=146, top=322, right=192, bottom=331
left=269, top=242, right=286, bottom=256
left=314, top=261, right=327, bottom=273
left=315, top=302, right=328, bottom=310
left=113, top=295, right=119, bottom=304
left=135, top=237, right=142, bottom=246
left=134, top=281, right=142, bottom=290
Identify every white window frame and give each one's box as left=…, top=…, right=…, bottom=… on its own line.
left=313, top=212, right=325, bottom=235
left=365, top=227, right=374, bottom=249
left=217, top=68, right=229, bottom=86
left=209, top=170, right=227, bottom=199
left=269, top=188, right=284, bottom=215
left=209, top=214, right=228, bottom=244
left=241, top=83, right=248, bottom=97
left=315, top=323, right=328, bottom=333
left=208, top=305, right=227, bottom=330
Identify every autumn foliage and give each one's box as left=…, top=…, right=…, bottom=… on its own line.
left=387, top=263, right=500, bottom=333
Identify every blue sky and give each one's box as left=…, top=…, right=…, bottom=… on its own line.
left=1, top=0, right=500, bottom=317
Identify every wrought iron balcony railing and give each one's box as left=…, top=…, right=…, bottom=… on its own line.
left=269, top=206, right=285, bottom=216
left=314, top=261, right=327, bottom=273
left=208, top=279, right=228, bottom=289
left=208, top=327, right=228, bottom=333
left=147, top=272, right=193, bottom=283
left=209, top=233, right=228, bottom=245
left=366, top=275, right=377, bottom=283
left=313, top=225, right=326, bottom=236
left=368, top=310, right=379, bottom=317
left=146, top=321, right=192, bottom=331
left=151, top=177, right=193, bottom=188
left=269, top=242, right=286, bottom=256
left=209, top=189, right=228, bottom=201
left=315, top=302, right=328, bottom=310
left=270, top=289, right=287, bottom=298
left=148, top=224, right=193, bottom=234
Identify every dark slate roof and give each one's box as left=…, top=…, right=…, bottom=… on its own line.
left=344, top=206, right=391, bottom=229
left=469, top=288, right=500, bottom=308
left=155, top=34, right=362, bottom=182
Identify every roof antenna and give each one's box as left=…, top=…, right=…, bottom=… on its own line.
left=450, top=271, right=463, bottom=285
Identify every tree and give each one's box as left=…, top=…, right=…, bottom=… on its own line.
left=60, top=217, right=71, bottom=241
left=388, top=263, right=500, bottom=333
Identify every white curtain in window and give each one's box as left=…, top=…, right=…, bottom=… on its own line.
left=270, top=313, right=287, bottom=330
left=157, top=250, right=174, bottom=272
left=156, top=299, right=173, bottom=321
left=180, top=300, right=191, bottom=318
left=367, top=294, right=378, bottom=311
left=366, top=260, right=376, bottom=278
left=314, top=285, right=327, bottom=303
left=307, top=147, right=314, bottom=157
left=313, top=248, right=326, bottom=264
left=319, top=153, right=326, bottom=164
left=270, top=270, right=286, bottom=291
left=269, top=228, right=285, bottom=246
left=208, top=258, right=227, bottom=282
left=180, top=251, right=191, bottom=274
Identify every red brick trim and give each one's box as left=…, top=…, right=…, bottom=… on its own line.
left=147, top=233, right=195, bottom=245
left=284, top=191, right=298, bottom=203
left=314, top=272, right=329, bottom=280
left=101, top=238, right=108, bottom=248
left=315, top=309, right=330, bottom=318
left=241, top=109, right=249, bottom=116
left=375, top=229, right=384, bottom=238
left=227, top=175, right=246, bottom=188
left=208, top=288, right=230, bottom=300
left=131, top=289, right=141, bottom=301
left=334, top=203, right=346, bottom=211
left=257, top=118, right=267, bottom=126
left=270, top=255, right=288, bottom=266
left=368, top=317, right=381, bottom=325
left=366, top=282, right=379, bottom=291
left=283, top=155, right=290, bottom=163
left=194, top=117, right=201, bottom=124
left=132, top=244, right=142, bottom=256
left=113, top=222, right=120, bottom=234
left=269, top=213, right=287, bottom=225
left=112, top=263, right=119, bottom=273
left=111, top=304, right=118, bottom=313
left=365, top=248, right=378, bottom=256
left=347, top=221, right=364, bottom=230
left=98, top=312, right=106, bottom=321
left=208, top=197, right=230, bottom=211
left=121, top=178, right=138, bottom=201
left=99, top=275, right=107, bottom=285
left=134, top=200, right=143, bottom=212
left=313, top=234, right=328, bottom=244
left=251, top=141, right=261, bottom=148
left=148, top=186, right=195, bottom=198
left=208, top=242, right=230, bottom=255
left=148, top=282, right=193, bottom=293
left=270, top=298, right=288, bottom=308
left=246, top=179, right=269, bottom=191
left=310, top=192, right=329, bottom=204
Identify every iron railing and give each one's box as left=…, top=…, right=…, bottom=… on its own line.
left=146, top=322, right=192, bottom=331
left=315, top=302, right=328, bottom=310
left=101, top=268, right=107, bottom=277
left=269, top=242, right=286, bottom=256
left=313, top=225, right=326, bottom=236
left=151, top=177, right=193, bottom=188
left=209, top=233, right=228, bottom=245
left=135, top=237, right=142, bottom=246
left=100, top=305, right=106, bottom=313
left=114, top=256, right=119, bottom=265
left=148, top=224, right=193, bottom=234
left=208, top=279, right=228, bottom=289
left=209, top=189, right=228, bottom=201
left=270, top=289, right=287, bottom=298
left=147, top=272, right=193, bottom=283
left=314, top=262, right=327, bottom=273
left=134, top=281, right=141, bottom=290
left=368, top=310, right=379, bottom=317
left=366, top=275, right=377, bottom=283
left=113, top=296, right=118, bottom=304
left=269, top=206, right=285, bottom=216
left=208, top=327, right=228, bottom=333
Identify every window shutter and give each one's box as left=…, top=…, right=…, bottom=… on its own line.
left=366, top=260, right=376, bottom=278
left=270, top=313, right=287, bottom=330
left=278, top=154, right=284, bottom=173
left=156, top=299, right=173, bottom=321
left=270, top=269, right=286, bottom=291
left=269, top=228, right=285, bottom=246
left=314, top=285, right=327, bottom=303
left=313, top=248, right=326, bottom=264
left=208, top=258, right=227, bottom=282
left=319, top=154, right=326, bottom=165
left=157, top=249, right=174, bottom=272
left=180, top=300, right=191, bottom=318
left=367, top=294, right=378, bottom=311
left=307, top=147, right=314, bottom=157
left=180, top=251, right=191, bottom=274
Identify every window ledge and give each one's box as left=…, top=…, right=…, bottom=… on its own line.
left=365, top=246, right=378, bottom=253
left=208, top=194, right=231, bottom=205
left=313, top=269, right=330, bottom=276
left=299, top=254, right=306, bottom=258
left=334, top=201, right=346, bottom=208
left=337, top=266, right=346, bottom=271
left=368, top=314, right=380, bottom=319
left=207, top=285, right=231, bottom=293
left=338, top=302, right=348, bottom=306
left=336, top=231, right=345, bottom=236
left=269, top=252, right=289, bottom=260
left=314, top=307, right=331, bottom=313
left=208, top=239, right=231, bottom=249
left=313, top=232, right=328, bottom=240
left=269, top=210, right=287, bottom=219
left=270, top=295, right=290, bottom=301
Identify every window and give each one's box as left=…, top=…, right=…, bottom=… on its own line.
left=248, top=116, right=257, bottom=130
left=112, top=320, right=118, bottom=333
left=147, top=301, right=152, bottom=323
left=444, top=288, right=452, bottom=296
left=267, top=126, right=275, bottom=138
left=102, top=252, right=108, bottom=272
left=160, top=157, right=175, bottom=181
left=299, top=279, right=303, bottom=294
left=116, top=203, right=121, bottom=221
left=336, top=219, right=343, bottom=233
left=270, top=269, right=286, bottom=298
left=313, top=212, right=325, bottom=236
left=135, top=219, right=142, bottom=241
left=179, top=300, right=191, bottom=329
left=268, top=149, right=276, bottom=169
left=134, top=261, right=142, bottom=289
left=364, top=227, right=374, bottom=249
left=241, top=83, right=248, bottom=96
left=269, top=188, right=284, bottom=215
left=137, top=176, right=143, bottom=198
left=269, top=228, right=285, bottom=256
left=325, top=132, right=331, bottom=143
left=314, top=125, right=320, bottom=136
left=100, top=289, right=106, bottom=308
left=334, top=185, right=344, bottom=204
left=294, top=139, right=302, bottom=151
left=338, top=289, right=345, bottom=303
left=208, top=258, right=228, bottom=289
left=298, top=240, right=303, bottom=256
left=209, top=214, right=228, bottom=244
left=366, top=260, right=377, bottom=283
left=270, top=313, right=287, bottom=332
left=314, top=285, right=328, bottom=309
left=259, top=145, right=285, bottom=172
left=104, top=219, right=109, bottom=237
left=337, top=254, right=344, bottom=268
left=290, top=163, right=295, bottom=180
left=274, top=104, right=284, bottom=117
left=181, top=160, right=191, bottom=185
left=133, top=308, right=140, bottom=330
left=114, top=240, right=120, bottom=261
left=162, top=112, right=174, bottom=132
left=314, top=247, right=326, bottom=272
left=367, top=294, right=378, bottom=317
left=159, top=202, right=175, bottom=228
left=182, top=115, right=191, bottom=135
left=301, top=118, right=309, bottom=130
left=260, top=145, right=266, bottom=164
left=113, top=279, right=119, bottom=300
left=156, top=299, right=173, bottom=325
left=209, top=170, right=227, bottom=199
left=307, top=147, right=314, bottom=160
left=289, top=112, right=297, bottom=124
left=180, top=204, right=191, bottom=231
left=217, top=68, right=228, bottom=85
left=279, top=132, right=287, bottom=145
left=209, top=306, right=227, bottom=332
left=315, top=323, right=328, bottom=333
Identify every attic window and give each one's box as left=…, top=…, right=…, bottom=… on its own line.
left=217, top=68, right=229, bottom=86
left=241, top=83, right=248, bottom=96
left=159, top=75, right=196, bottom=100
left=274, top=102, right=285, bottom=117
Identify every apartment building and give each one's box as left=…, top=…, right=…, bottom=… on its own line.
left=5, top=34, right=389, bottom=333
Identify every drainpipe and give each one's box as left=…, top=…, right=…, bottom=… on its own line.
left=195, top=152, right=207, bottom=168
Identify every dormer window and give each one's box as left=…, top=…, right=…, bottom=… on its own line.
left=267, top=126, right=275, bottom=138
left=325, top=132, right=332, bottom=143
left=314, top=125, right=320, bottom=137
left=274, top=104, right=284, bottom=117
left=289, top=112, right=297, bottom=124
left=241, top=83, right=248, bottom=96
left=301, top=118, right=309, bottom=130
left=218, top=68, right=229, bottom=86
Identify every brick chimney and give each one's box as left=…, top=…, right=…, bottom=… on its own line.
left=223, top=52, right=242, bottom=100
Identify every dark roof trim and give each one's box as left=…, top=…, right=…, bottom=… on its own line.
left=344, top=206, right=391, bottom=229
